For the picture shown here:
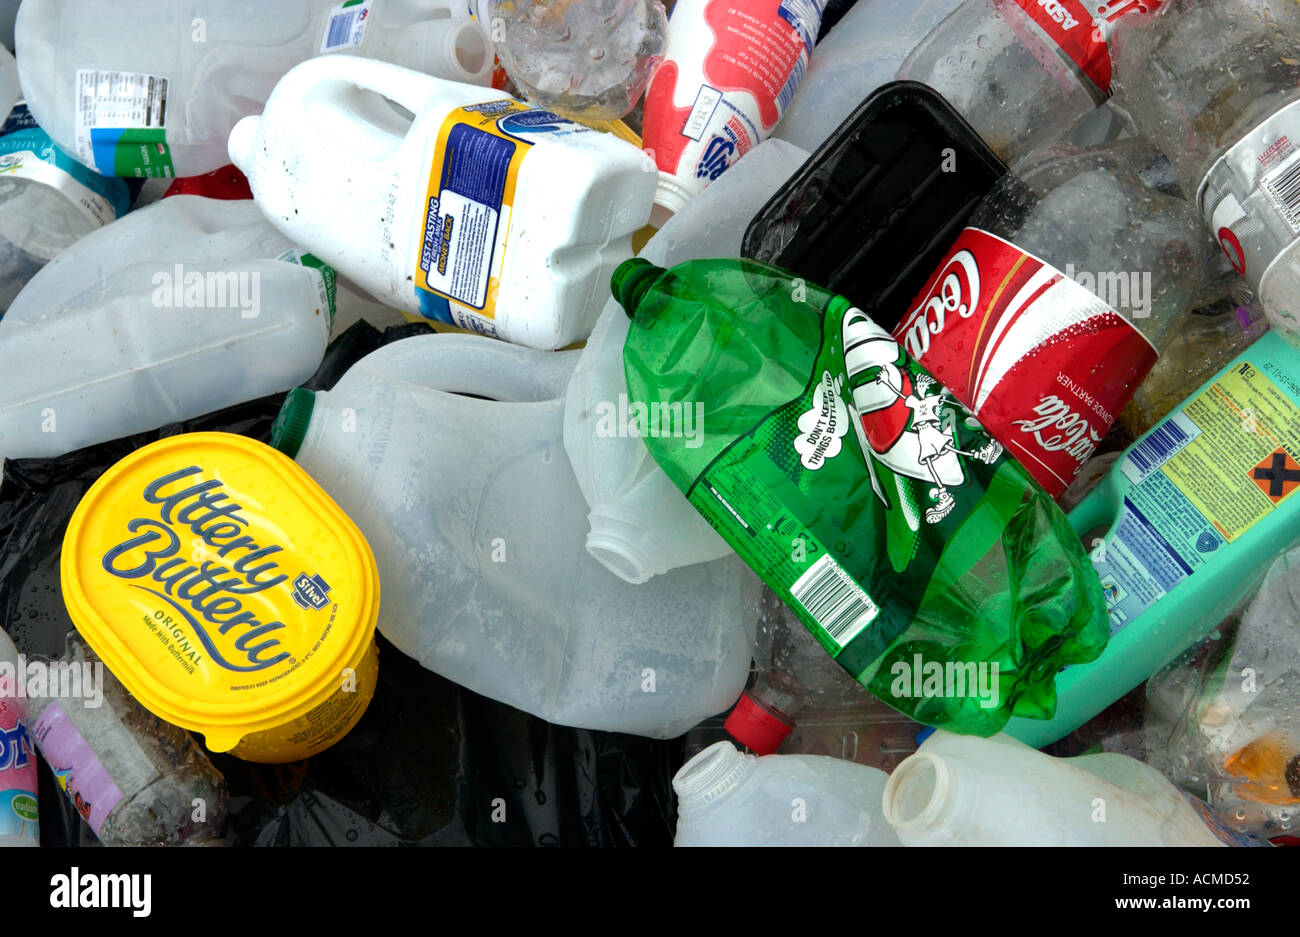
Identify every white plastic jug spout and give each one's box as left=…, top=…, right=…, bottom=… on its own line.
left=881, top=751, right=976, bottom=845
left=672, top=741, right=757, bottom=816
left=387, top=16, right=492, bottom=84
left=586, top=505, right=674, bottom=586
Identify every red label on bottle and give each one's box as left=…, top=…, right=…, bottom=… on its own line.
left=893, top=228, right=1157, bottom=498
left=642, top=0, right=810, bottom=179
left=1006, top=0, right=1160, bottom=93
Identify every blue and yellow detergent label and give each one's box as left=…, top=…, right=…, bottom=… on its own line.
left=1093, top=356, right=1300, bottom=633
left=413, top=101, right=592, bottom=337
left=60, top=433, right=380, bottom=763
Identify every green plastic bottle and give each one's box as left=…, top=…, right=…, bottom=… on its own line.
left=615, top=257, right=1109, bottom=736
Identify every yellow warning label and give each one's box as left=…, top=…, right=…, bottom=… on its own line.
left=1168, top=360, right=1300, bottom=541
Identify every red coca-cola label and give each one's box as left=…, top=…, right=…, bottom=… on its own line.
left=1005, top=0, right=1160, bottom=94
left=893, top=228, right=1157, bottom=498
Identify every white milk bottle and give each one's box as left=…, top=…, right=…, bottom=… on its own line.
left=270, top=332, right=761, bottom=738
left=16, top=0, right=492, bottom=178
left=0, top=196, right=334, bottom=460
left=230, top=55, right=656, bottom=350
left=673, top=741, right=901, bottom=847
left=882, top=731, right=1262, bottom=846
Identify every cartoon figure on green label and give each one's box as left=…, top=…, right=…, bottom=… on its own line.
left=873, top=370, right=1003, bottom=521
left=842, top=309, right=1001, bottom=525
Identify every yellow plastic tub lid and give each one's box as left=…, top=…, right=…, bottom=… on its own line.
left=60, top=432, right=380, bottom=753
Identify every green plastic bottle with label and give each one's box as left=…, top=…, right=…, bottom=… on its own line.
left=614, top=257, right=1109, bottom=736
left=1005, top=330, right=1300, bottom=748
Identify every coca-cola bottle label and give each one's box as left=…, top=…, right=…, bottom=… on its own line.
left=1004, top=0, right=1161, bottom=97
left=895, top=228, right=1157, bottom=498
left=1199, top=99, right=1300, bottom=337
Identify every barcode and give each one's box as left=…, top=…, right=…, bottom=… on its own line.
left=324, top=10, right=360, bottom=50
left=1127, top=418, right=1192, bottom=478
left=775, top=52, right=807, bottom=115
left=1264, top=153, right=1300, bottom=234
left=789, top=554, right=878, bottom=650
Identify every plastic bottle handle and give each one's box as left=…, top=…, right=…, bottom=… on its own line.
left=300, top=54, right=448, bottom=131
left=362, top=334, right=577, bottom=403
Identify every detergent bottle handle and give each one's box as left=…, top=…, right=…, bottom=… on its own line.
left=1067, top=464, right=1123, bottom=547
left=310, top=53, right=451, bottom=123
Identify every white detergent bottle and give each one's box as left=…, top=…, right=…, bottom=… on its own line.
left=0, top=196, right=334, bottom=460
left=229, top=54, right=656, bottom=350
left=673, top=741, right=901, bottom=847
left=882, top=731, right=1263, bottom=847
left=15, top=0, right=491, bottom=178
left=269, top=333, right=761, bottom=739
left=564, top=138, right=809, bottom=584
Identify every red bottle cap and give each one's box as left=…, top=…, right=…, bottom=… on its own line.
left=724, top=692, right=794, bottom=756
left=165, top=164, right=253, bottom=201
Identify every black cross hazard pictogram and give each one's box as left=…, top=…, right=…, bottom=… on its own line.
left=1252, top=449, right=1300, bottom=503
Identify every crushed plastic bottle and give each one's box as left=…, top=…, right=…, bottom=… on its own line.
left=616, top=256, right=1109, bottom=735
left=486, top=0, right=667, bottom=121
left=1110, top=0, right=1300, bottom=343
left=0, top=104, right=132, bottom=316
left=672, top=740, right=901, bottom=846
left=16, top=0, right=493, bottom=177
left=0, top=196, right=335, bottom=460
left=1146, top=543, right=1300, bottom=840
left=4, top=631, right=227, bottom=846
left=898, top=0, right=1163, bottom=165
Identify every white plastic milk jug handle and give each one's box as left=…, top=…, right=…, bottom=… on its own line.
left=365, top=333, right=578, bottom=404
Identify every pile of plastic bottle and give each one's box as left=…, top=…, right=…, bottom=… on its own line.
left=3, top=0, right=1300, bottom=849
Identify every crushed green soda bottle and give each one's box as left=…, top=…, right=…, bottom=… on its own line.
left=614, top=257, right=1109, bottom=735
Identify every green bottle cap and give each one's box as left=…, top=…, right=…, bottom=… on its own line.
left=271, top=387, right=317, bottom=459
left=611, top=258, right=664, bottom=318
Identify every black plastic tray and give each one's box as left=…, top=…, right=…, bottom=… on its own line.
left=743, top=80, right=1007, bottom=331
